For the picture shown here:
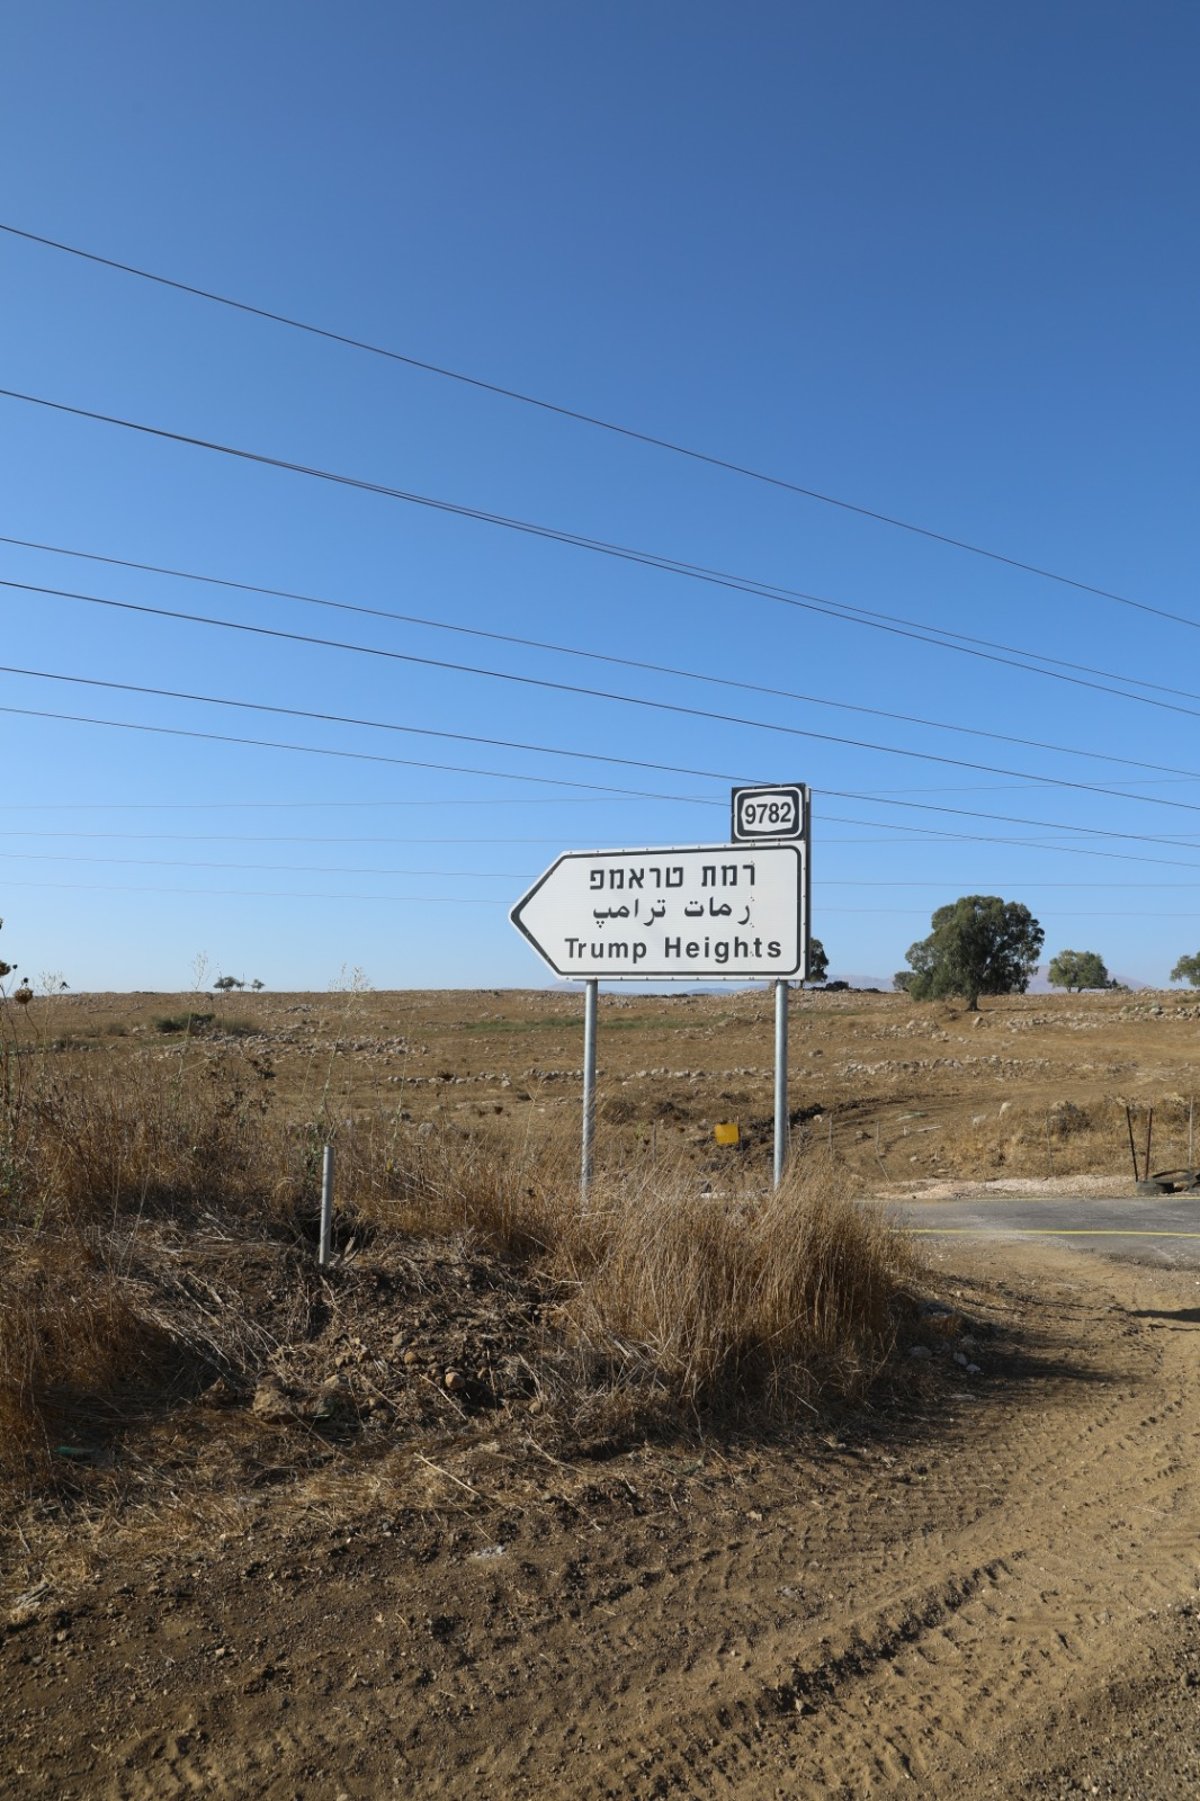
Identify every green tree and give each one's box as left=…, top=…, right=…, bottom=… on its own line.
left=805, top=937, right=829, bottom=985
left=1047, top=949, right=1110, bottom=992
left=899, top=895, right=1044, bottom=1011
left=1171, top=953, right=1200, bottom=988
left=213, top=975, right=245, bottom=991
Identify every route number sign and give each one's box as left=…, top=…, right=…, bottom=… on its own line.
left=731, top=784, right=808, bottom=843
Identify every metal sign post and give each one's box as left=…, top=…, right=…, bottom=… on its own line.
left=510, top=804, right=811, bottom=1196
left=773, top=978, right=789, bottom=1188
left=733, top=786, right=810, bottom=1190
left=581, top=977, right=598, bottom=1197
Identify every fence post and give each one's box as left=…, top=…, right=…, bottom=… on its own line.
left=318, top=1142, right=335, bottom=1268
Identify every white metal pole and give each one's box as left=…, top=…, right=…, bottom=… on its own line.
left=581, top=978, right=598, bottom=1198
left=318, top=1143, right=335, bottom=1268
left=773, top=979, right=789, bottom=1188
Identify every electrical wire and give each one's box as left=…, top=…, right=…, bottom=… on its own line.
left=3, top=390, right=1195, bottom=726
left=5, top=871, right=1199, bottom=922
left=0, top=794, right=683, bottom=810
left=6, top=811, right=1198, bottom=863
left=0, top=877, right=495, bottom=903
left=16, top=580, right=1200, bottom=818
left=0, top=850, right=528, bottom=877
left=9, top=685, right=1200, bottom=868
left=0, top=666, right=763, bottom=786
left=5, top=838, right=1200, bottom=886
left=0, top=829, right=576, bottom=844
left=3, top=220, right=1193, bottom=631
left=8, top=536, right=1200, bottom=782
left=0, top=699, right=729, bottom=802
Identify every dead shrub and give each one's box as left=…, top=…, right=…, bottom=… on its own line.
left=349, top=1116, right=579, bottom=1257
left=552, top=1156, right=915, bottom=1423
left=14, top=1054, right=284, bottom=1227
left=1, top=1046, right=920, bottom=1506
left=0, top=1241, right=169, bottom=1484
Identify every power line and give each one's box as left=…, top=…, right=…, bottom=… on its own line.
left=3, top=220, right=1193, bottom=632
left=0, top=829, right=575, bottom=845
left=0, top=794, right=687, bottom=811
left=0, top=850, right=528, bottom=877
left=4, top=836, right=1196, bottom=886
left=3, top=391, right=1195, bottom=727
left=818, top=808, right=1200, bottom=868
left=10, top=682, right=1200, bottom=867
left=0, top=877, right=495, bottom=904
left=11, top=536, right=1198, bottom=721
left=1, top=664, right=769, bottom=786
left=824, top=785, right=1200, bottom=855
left=5, top=871, right=1199, bottom=923
left=819, top=878, right=1200, bottom=888
left=18, top=580, right=1200, bottom=818
left=6, top=811, right=1197, bottom=864
left=9, top=535, right=1200, bottom=783
left=0, top=700, right=734, bottom=802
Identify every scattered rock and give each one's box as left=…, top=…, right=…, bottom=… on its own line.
left=313, top=1377, right=352, bottom=1421
left=251, top=1376, right=298, bottom=1425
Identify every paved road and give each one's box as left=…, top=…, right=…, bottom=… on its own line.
left=877, top=1191, right=1200, bottom=1268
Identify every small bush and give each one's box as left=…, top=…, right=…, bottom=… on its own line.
left=154, top=1011, right=215, bottom=1035
left=215, top=1018, right=259, bottom=1039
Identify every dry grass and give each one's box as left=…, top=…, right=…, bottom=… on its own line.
left=0, top=1017, right=916, bottom=1504
left=560, top=1160, right=912, bottom=1416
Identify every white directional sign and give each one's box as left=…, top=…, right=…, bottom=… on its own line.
left=510, top=843, right=807, bottom=980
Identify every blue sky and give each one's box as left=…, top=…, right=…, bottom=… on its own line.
left=3, top=2, right=1198, bottom=991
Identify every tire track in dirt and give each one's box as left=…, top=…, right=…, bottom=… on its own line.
left=37, top=1244, right=1200, bottom=1798
left=569, top=1251, right=1200, bottom=1800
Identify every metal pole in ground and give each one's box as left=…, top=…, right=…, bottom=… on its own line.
left=773, top=978, right=789, bottom=1188
left=581, top=978, right=598, bottom=1199
left=318, top=1142, right=335, bottom=1268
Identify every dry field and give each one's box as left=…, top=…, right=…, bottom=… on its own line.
left=16, top=980, right=1200, bottom=1187
left=4, top=984, right=1200, bottom=1797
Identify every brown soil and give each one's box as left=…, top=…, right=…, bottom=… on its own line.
left=4, top=1240, right=1200, bottom=1798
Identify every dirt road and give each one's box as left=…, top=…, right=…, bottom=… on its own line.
left=4, top=1236, right=1199, bottom=1798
